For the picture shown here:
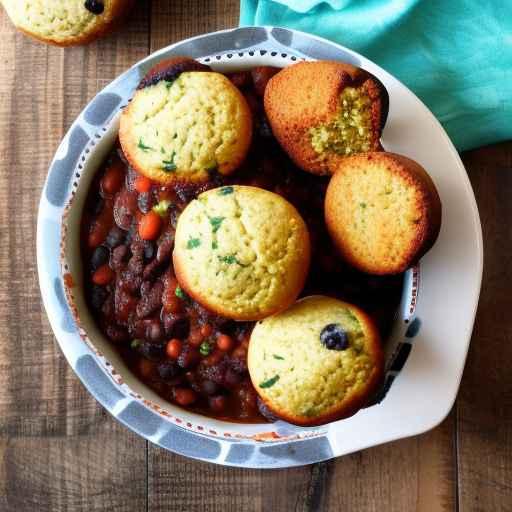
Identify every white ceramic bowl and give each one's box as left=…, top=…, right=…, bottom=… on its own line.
left=38, top=27, right=483, bottom=468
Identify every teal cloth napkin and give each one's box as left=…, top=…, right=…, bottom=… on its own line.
left=240, top=0, right=512, bottom=151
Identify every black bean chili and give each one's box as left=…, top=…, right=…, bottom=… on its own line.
left=81, top=67, right=404, bottom=422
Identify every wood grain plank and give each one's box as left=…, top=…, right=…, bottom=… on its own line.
left=147, top=417, right=456, bottom=512
left=0, top=4, right=151, bottom=510
left=324, top=416, right=456, bottom=512
left=458, top=142, right=512, bottom=512
left=147, top=450, right=313, bottom=512
left=0, top=430, right=147, bottom=512
left=149, top=0, right=239, bottom=53
left=147, top=3, right=457, bottom=512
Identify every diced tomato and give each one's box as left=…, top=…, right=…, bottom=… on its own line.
left=101, top=160, right=125, bottom=195
left=92, top=264, right=115, bottom=285
left=138, top=211, right=162, bottom=240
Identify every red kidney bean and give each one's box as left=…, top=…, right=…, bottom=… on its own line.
left=224, top=368, right=241, bottom=387
left=101, top=160, right=125, bottom=195
left=113, top=189, right=138, bottom=230
left=228, top=71, right=252, bottom=89
left=251, top=66, right=280, bottom=96
left=208, top=395, right=227, bottom=413
left=177, top=346, right=201, bottom=369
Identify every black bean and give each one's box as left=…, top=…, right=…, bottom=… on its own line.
left=177, top=346, right=201, bottom=369
left=105, top=324, right=128, bottom=343
left=170, top=209, right=180, bottom=229
left=229, top=357, right=247, bottom=374
left=90, top=284, right=108, bottom=309
left=125, top=165, right=138, bottom=192
left=162, top=313, right=190, bottom=339
left=138, top=340, right=165, bottom=361
left=198, top=359, right=228, bottom=385
left=157, top=361, right=180, bottom=380
left=257, top=115, right=274, bottom=139
left=201, top=379, right=219, bottom=395
left=101, top=293, right=114, bottom=318
left=257, top=397, right=279, bottom=422
left=124, top=220, right=138, bottom=246
left=175, top=184, right=199, bottom=203
left=143, top=240, right=156, bottom=261
left=138, top=192, right=154, bottom=214
left=89, top=196, right=104, bottom=216
left=91, top=245, right=109, bottom=270
left=207, top=168, right=224, bottom=188
left=105, top=226, right=125, bottom=248
left=172, top=317, right=190, bottom=339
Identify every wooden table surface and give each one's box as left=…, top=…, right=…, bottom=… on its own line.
left=0, top=1, right=510, bottom=511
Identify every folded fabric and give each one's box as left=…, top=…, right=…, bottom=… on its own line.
left=240, top=0, right=512, bottom=151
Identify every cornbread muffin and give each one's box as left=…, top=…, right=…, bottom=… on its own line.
left=325, top=152, right=442, bottom=274
left=264, top=60, right=388, bottom=175
left=173, top=185, right=311, bottom=321
left=248, top=296, right=383, bottom=426
left=1, top=0, right=134, bottom=46
left=119, top=66, right=253, bottom=185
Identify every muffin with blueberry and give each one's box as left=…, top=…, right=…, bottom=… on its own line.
left=172, top=185, right=311, bottom=321
left=248, top=295, right=383, bottom=426
left=264, top=60, right=388, bottom=175
left=119, top=58, right=253, bottom=185
left=1, top=0, right=135, bottom=46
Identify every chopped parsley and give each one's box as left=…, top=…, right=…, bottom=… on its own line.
left=218, top=186, right=234, bottom=196
left=217, top=254, right=249, bottom=267
left=137, top=138, right=153, bottom=152
left=211, top=241, right=218, bottom=250
left=165, top=80, right=174, bottom=90
left=273, top=355, right=285, bottom=360
left=175, top=286, right=186, bottom=299
left=160, top=147, right=165, bottom=154
left=199, top=341, right=211, bottom=357
left=259, top=375, right=280, bottom=388
left=219, top=255, right=236, bottom=264
left=162, top=151, right=177, bottom=172
left=162, top=161, right=177, bottom=172
left=152, top=199, right=172, bottom=217
left=209, top=216, right=225, bottom=233
left=187, top=237, right=201, bottom=249
left=360, top=202, right=367, bottom=209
